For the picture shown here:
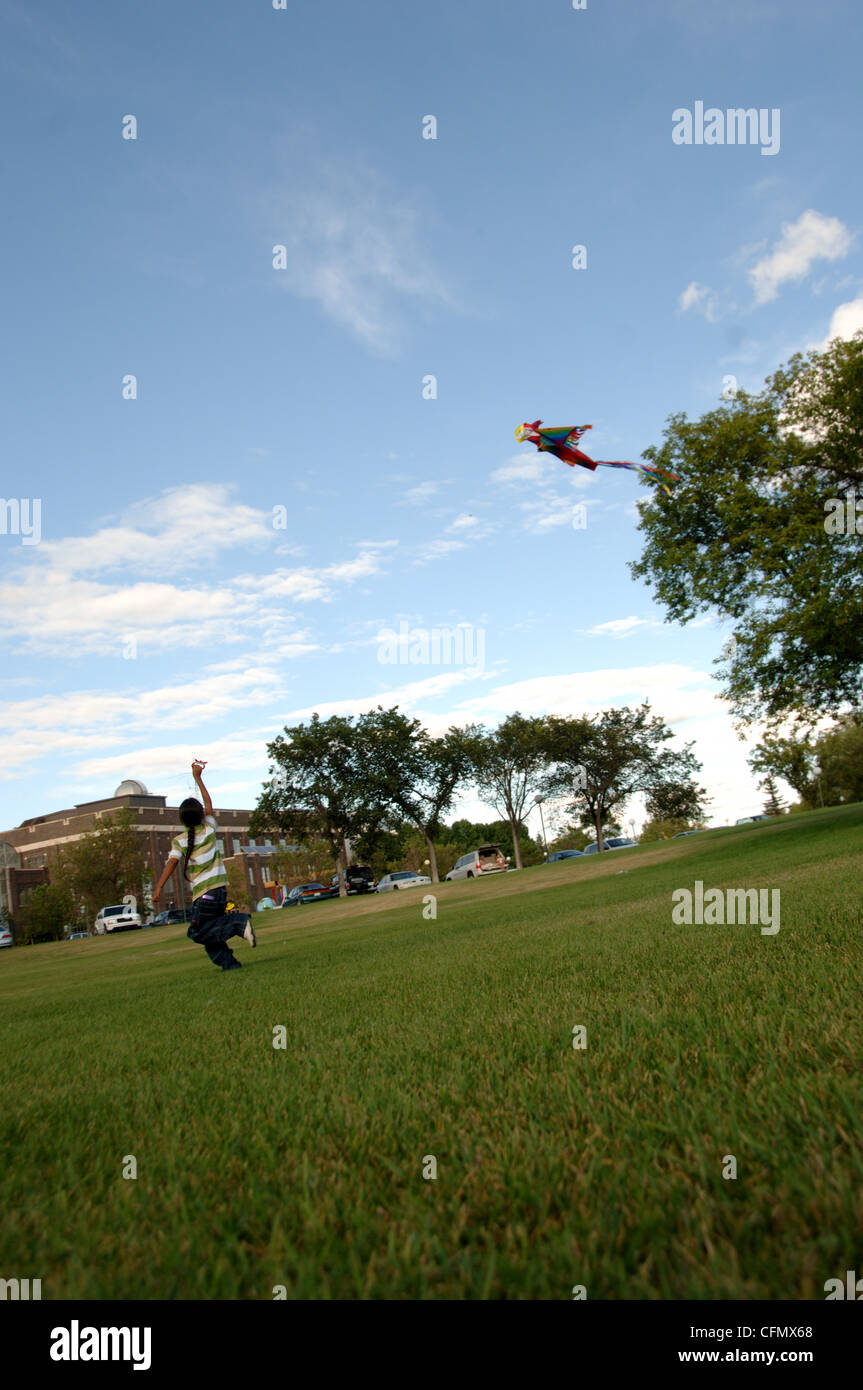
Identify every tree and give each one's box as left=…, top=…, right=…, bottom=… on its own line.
left=252, top=713, right=382, bottom=898
left=17, top=883, right=76, bottom=944
left=356, top=708, right=474, bottom=884
left=270, top=839, right=337, bottom=890
left=644, top=780, right=710, bottom=826
left=223, top=857, right=252, bottom=912
left=445, top=817, right=544, bottom=867
left=630, top=332, right=863, bottom=726
left=542, top=705, right=702, bottom=852
left=814, top=711, right=863, bottom=804
left=468, top=713, right=551, bottom=870
left=761, top=775, right=785, bottom=816
left=546, top=822, right=591, bottom=854
left=639, top=817, right=689, bottom=842
left=748, top=730, right=818, bottom=807
left=55, top=809, right=148, bottom=924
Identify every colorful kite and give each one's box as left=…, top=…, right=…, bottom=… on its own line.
left=514, top=421, right=678, bottom=496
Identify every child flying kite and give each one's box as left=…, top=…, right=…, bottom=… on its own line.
left=152, top=759, right=256, bottom=972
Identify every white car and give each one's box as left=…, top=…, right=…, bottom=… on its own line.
left=0, top=926, right=13, bottom=949
left=445, top=845, right=508, bottom=881
left=377, top=871, right=432, bottom=892
left=94, top=903, right=142, bottom=934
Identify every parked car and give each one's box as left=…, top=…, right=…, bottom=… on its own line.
left=328, top=866, right=377, bottom=895
left=0, top=926, right=13, bottom=949
left=671, top=828, right=710, bottom=838
left=547, top=849, right=585, bottom=862
left=735, top=815, right=771, bottom=825
left=65, top=930, right=90, bottom=940
left=376, top=871, right=432, bottom=892
left=581, top=837, right=638, bottom=855
left=445, top=845, right=508, bottom=881
left=285, top=882, right=336, bottom=907
left=94, top=903, right=142, bottom=934
left=148, top=907, right=193, bottom=927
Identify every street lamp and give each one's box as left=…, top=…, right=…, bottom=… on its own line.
left=534, top=796, right=549, bottom=858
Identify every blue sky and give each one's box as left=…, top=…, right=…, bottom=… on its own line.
left=1, top=0, right=861, bottom=836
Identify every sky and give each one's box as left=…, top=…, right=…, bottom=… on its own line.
left=1, top=0, right=861, bottom=840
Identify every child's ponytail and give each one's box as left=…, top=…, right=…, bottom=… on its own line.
left=184, top=823, right=197, bottom=875
left=178, top=798, right=205, bottom=878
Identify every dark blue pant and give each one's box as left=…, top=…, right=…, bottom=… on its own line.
left=187, top=886, right=249, bottom=969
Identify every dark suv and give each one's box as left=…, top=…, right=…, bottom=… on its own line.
left=329, top=865, right=376, bottom=895
left=149, top=907, right=193, bottom=926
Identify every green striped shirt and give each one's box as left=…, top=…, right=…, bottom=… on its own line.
left=169, top=814, right=228, bottom=900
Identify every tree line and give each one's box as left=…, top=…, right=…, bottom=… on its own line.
left=249, top=703, right=707, bottom=892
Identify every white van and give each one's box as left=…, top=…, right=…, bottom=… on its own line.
left=445, top=845, right=508, bottom=881
left=94, top=903, right=142, bottom=934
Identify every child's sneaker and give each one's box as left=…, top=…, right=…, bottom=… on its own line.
left=243, top=918, right=257, bottom=948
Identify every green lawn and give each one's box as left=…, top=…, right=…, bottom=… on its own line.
left=1, top=805, right=861, bottom=1300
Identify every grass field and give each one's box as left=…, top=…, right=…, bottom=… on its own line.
left=1, top=805, right=861, bottom=1300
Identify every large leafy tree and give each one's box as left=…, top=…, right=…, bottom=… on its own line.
left=630, top=332, right=863, bottom=726
left=467, top=713, right=551, bottom=869
left=542, top=705, right=702, bottom=851
left=748, top=730, right=818, bottom=807
left=644, top=780, right=710, bottom=826
left=55, top=808, right=148, bottom=923
left=17, top=883, right=76, bottom=943
left=253, top=713, right=384, bottom=897
left=355, top=707, right=474, bottom=883
left=814, top=711, right=863, bottom=805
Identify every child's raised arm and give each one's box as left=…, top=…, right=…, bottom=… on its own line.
left=192, top=759, right=214, bottom=818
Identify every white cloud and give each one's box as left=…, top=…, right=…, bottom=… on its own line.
left=812, top=295, right=863, bottom=350
left=411, top=538, right=467, bottom=566
left=0, top=670, right=290, bottom=788
left=526, top=508, right=573, bottom=532
left=492, top=454, right=548, bottom=485
left=0, top=486, right=392, bottom=657
left=402, top=481, right=440, bottom=504
left=271, top=168, right=454, bottom=354
left=583, top=617, right=657, bottom=638
left=678, top=281, right=724, bottom=322
left=749, top=210, right=854, bottom=305
left=38, top=484, right=276, bottom=578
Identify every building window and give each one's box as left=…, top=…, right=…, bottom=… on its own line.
left=232, top=838, right=240, bottom=856
left=217, top=839, right=225, bottom=855
left=247, top=837, right=256, bottom=849
left=248, top=868, right=255, bottom=885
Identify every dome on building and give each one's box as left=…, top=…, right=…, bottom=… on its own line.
left=114, top=778, right=150, bottom=797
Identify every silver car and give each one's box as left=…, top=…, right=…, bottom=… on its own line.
left=377, top=871, right=432, bottom=892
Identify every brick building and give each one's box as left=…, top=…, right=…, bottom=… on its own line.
left=0, top=778, right=286, bottom=935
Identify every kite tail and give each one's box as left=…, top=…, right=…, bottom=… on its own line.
left=596, top=459, right=678, bottom=497
left=638, top=462, right=679, bottom=496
